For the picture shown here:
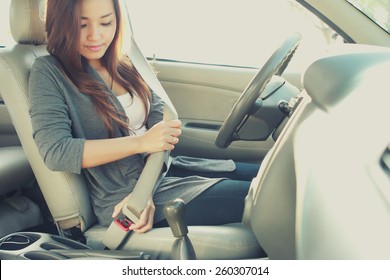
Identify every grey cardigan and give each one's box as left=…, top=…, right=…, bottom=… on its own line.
left=29, top=55, right=221, bottom=226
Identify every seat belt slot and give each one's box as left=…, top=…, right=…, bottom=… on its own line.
left=103, top=218, right=133, bottom=250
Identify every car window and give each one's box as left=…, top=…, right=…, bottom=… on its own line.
left=0, top=0, right=13, bottom=47
left=124, top=0, right=343, bottom=71
left=347, top=0, right=390, bottom=34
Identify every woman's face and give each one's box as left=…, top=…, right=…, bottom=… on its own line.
left=79, top=0, right=117, bottom=67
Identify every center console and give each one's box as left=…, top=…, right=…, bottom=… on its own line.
left=0, top=232, right=149, bottom=260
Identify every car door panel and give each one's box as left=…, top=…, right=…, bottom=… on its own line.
left=153, top=60, right=277, bottom=162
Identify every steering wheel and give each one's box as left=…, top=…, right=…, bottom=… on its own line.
left=215, top=33, right=302, bottom=149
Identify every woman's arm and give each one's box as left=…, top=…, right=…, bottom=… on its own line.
left=112, top=194, right=155, bottom=234
left=29, top=58, right=181, bottom=172
left=81, top=119, right=181, bottom=168
left=29, top=60, right=85, bottom=173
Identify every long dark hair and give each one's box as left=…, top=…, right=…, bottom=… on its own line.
left=45, top=0, right=151, bottom=137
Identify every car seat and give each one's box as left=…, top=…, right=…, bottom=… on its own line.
left=0, top=0, right=265, bottom=260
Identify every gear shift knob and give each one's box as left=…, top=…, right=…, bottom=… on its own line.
left=164, top=198, right=196, bottom=260
left=163, top=198, right=188, bottom=237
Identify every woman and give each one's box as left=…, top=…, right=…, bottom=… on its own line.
left=29, top=0, right=258, bottom=233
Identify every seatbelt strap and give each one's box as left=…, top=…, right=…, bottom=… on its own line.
left=121, top=105, right=175, bottom=223
left=103, top=36, right=177, bottom=250
left=129, top=35, right=177, bottom=115
left=103, top=107, right=174, bottom=250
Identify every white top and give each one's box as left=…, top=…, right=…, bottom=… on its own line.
left=116, top=92, right=149, bottom=135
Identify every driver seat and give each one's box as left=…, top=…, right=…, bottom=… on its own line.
left=0, top=0, right=263, bottom=259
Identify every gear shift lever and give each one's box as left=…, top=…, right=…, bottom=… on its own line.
left=164, top=198, right=196, bottom=260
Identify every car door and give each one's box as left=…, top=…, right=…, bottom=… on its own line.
left=124, top=0, right=342, bottom=162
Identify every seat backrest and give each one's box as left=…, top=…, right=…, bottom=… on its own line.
left=0, top=0, right=96, bottom=231
left=242, top=90, right=314, bottom=259
left=294, top=50, right=390, bottom=259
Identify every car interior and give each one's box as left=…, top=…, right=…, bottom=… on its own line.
left=1, top=0, right=390, bottom=260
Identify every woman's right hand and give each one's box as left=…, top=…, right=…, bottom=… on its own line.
left=81, top=120, right=181, bottom=169
left=138, top=120, right=182, bottom=153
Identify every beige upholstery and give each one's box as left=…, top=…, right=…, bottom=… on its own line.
left=0, top=0, right=44, bottom=238
left=9, top=0, right=46, bottom=45
left=0, top=0, right=264, bottom=259
left=243, top=92, right=313, bottom=259
left=0, top=38, right=94, bottom=232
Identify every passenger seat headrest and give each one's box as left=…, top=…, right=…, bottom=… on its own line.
left=10, top=0, right=46, bottom=45
left=303, top=49, right=390, bottom=111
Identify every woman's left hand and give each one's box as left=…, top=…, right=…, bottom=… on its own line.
left=112, top=195, right=156, bottom=234
left=129, top=197, right=156, bottom=233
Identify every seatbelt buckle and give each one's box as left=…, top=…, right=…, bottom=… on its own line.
left=114, top=218, right=133, bottom=231
left=103, top=218, right=133, bottom=250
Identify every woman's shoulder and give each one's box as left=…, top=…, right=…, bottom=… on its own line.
left=32, top=55, right=62, bottom=72
left=29, top=55, right=68, bottom=94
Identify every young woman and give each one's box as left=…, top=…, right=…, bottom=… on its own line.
left=29, top=0, right=259, bottom=233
